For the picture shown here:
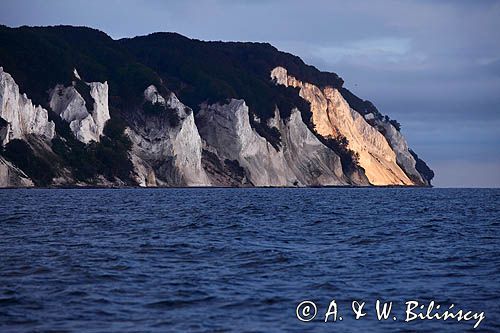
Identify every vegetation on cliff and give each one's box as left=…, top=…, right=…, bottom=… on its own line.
left=1, top=139, right=55, bottom=186
left=50, top=114, right=133, bottom=183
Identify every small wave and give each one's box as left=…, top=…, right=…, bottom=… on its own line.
left=145, top=296, right=215, bottom=309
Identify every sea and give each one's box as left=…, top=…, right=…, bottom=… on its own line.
left=0, top=188, right=499, bottom=332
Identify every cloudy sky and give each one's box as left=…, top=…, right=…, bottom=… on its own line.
left=1, top=0, right=499, bottom=187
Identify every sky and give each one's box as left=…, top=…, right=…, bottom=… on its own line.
left=1, top=0, right=499, bottom=187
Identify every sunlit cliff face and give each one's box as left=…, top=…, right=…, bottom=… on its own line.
left=271, top=66, right=414, bottom=186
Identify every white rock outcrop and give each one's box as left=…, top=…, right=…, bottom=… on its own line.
left=127, top=85, right=210, bottom=186
left=49, top=74, right=110, bottom=143
left=144, top=85, right=166, bottom=105
left=89, top=82, right=110, bottom=139
left=271, top=66, right=414, bottom=186
left=198, top=99, right=290, bottom=186
left=197, top=99, right=349, bottom=186
left=0, top=156, right=34, bottom=187
left=0, top=67, right=55, bottom=145
left=375, top=120, right=425, bottom=184
left=280, top=108, right=349, bottom=186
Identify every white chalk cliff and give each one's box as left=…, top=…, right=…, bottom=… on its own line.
left=271, top=66, right=416, bottom=186
left=197, top=99, right=349, bottom=186
left=372, top=118, right=425, bottom=184
left=0, top=66, right=430, bottom=187
left=0, top=67, right=55, bottom=146
left=49, top=70, right=110, bottom=143
left=198, top=100, right=289, bottom=186
left=127, top=85, right=210, bottom=186
left=280, top=109, right=353, bottom=186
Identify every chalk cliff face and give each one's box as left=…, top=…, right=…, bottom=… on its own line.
left=280, top=108, right=352, bottom=186
left=196, top=99, right=351, bottom=186
left=271, top=66, right=422, bottom=186
left=49, top=71, right=110, bottom=143
left=0, top=65, right=431, bottom=188
left=0, top=67, right=55, bottom=146
left=127, top=85, right=210, bottom=186
left=371, top=118, right=425, bottom=184
left=197, top=99, right=288, bottom=186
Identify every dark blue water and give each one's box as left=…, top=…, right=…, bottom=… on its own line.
left=0, top=188, right=499, bottom=332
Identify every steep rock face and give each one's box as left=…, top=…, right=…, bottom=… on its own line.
left=88, top=82, right=110, bottom=138
left=0, top=67, right=55, bottom=146
left=0, top=156, right=34, bottom=187
left=271, top=66, right=414, bottom=186
left=197, top=99, right=350, bottom=186
left=371, top=118, right=426, bottom=185
left=127, top=85, right=210, bottom=186
left=49, top=75, right=110, bottom=143
left=279, top=109, right=351, bottom=186
left=197, top=99, right=289, bottom=186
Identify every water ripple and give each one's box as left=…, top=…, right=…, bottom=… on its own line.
left=0, top=188, right=498, bottom=332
